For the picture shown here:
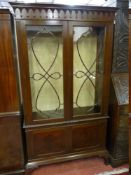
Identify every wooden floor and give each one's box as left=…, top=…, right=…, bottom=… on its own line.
left=31, top=157, right=128, bottom=175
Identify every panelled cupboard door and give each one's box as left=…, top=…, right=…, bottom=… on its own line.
left=16, top=20, right=67, bottom=125
left=17, top=20, right=113, bottom=125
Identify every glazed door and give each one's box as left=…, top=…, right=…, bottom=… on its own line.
left=68, top=22, right=113, bottom=119
left=16, top=21, right=67, bottom=124
left=17, top=20, right=113, bottom=125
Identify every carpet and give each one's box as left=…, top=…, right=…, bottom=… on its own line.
left=96, top=168, right=129, bottom=175
left=31, top=158, right=128, bottom=175
left=114, top=173, right=128, bottom=175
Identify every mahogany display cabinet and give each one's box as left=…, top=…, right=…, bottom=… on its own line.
left=12, top=3, right=116, bottom=169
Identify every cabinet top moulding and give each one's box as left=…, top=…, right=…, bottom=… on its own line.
left=10, top=3, right=117, bottom=21
left=0, top=9, right=11, bottom=20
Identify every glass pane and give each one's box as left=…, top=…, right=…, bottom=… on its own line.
left=73, top=26, right=104, bottom=116
left=26, top=25, right=64, bottom=120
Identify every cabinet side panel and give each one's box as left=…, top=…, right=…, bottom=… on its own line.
left=0, top=15, right=19, bottom=112
left=0, top=11, right=24, bottom=174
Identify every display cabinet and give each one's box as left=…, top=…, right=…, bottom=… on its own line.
left=12, top=3, right=116, bottom=169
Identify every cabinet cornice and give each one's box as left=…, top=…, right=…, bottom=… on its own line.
left=11, top=3, right=116, bottom=21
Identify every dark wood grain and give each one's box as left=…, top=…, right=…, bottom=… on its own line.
left=24, top=119, right=108, bottom=168
left=0, top=114, right=24, bottom=173
left=0, top=10, right=19, bottom=113
left=72, top=120, right=106, bottom=151
left=112, top=0, right=128, bottom=73
left=108, top=73, right=128, bottom=167
left=108, top=0, right=129, bottom=167
left=0, top=9, right=24, bottom=174
left=26, top=127, right=66, bottom=159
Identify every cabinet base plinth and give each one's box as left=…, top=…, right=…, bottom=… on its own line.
left=109, top=155, right=128, bottom=167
